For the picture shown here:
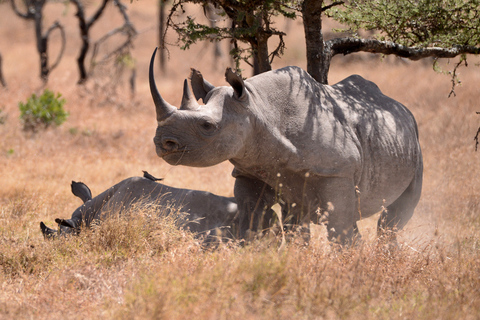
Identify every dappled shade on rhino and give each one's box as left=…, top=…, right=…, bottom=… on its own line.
left=149, top=47, right=423, bottom=245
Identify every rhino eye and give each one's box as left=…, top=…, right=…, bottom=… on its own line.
left=199, top=120, right=217, bottom=133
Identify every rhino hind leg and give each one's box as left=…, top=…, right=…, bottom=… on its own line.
left=377, top=169, right=423, bottom=240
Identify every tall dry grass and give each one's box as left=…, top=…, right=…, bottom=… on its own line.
left=1, top=2, right=480, bottom=319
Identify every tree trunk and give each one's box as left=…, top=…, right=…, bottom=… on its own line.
left=71, top=0, right=109, bottom=84
left=77, top=26, right=89, bottom=83
left=158, top=0, right=166, bottom=73
left=0, top=53, right=6, bottom=87
left=302, top=0, right=331, bottom=84
left=33, top=0, right=49, bottom=81
left=252, top=33, right=272, bottom=75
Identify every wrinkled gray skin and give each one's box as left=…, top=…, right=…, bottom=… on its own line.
left=149, top=48, right=423, bottom=245
left=40, top=176, right=238, bottom=238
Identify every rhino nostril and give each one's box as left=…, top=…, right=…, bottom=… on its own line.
left=162, top=138, right=179, bottom=151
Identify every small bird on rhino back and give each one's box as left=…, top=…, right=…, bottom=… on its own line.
left=40, top=173, right=238, bottom=240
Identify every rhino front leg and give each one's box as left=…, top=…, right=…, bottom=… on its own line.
left=234, top=175, right=276, bottom=239
left=318, top=177, right=358, bottom=246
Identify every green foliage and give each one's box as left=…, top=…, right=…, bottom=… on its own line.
left=19, top=89, right=68, bottom=132
left=330, top=0, right=480, bottom=48
left=168, top=0, right=300, bottom=71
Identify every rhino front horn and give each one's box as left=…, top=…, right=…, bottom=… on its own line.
left=149, top=47, right=177, bottom=122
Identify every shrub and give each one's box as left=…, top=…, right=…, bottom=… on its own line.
left=19, top=89, right=68, bottom=132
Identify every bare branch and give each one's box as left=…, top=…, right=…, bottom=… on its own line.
left=89, top=23, right=136, bottom=71
left=269, top=33, right=285, bottom=64
left=71, top=0, right=111, bottom=84
left=89, top=0, right=137, bottom=69
left=447, top=57, right=467, bottom=98
left=474, top=124, right=480, bottom=152
left=328, top=37, right=480, bottom=60
left=45, top=21, right=66, bottom=72
left=87, top=0, right=110, bottom=29
left=10, top=0, right=34, bottom=19
left=322, top=1, right=344, bottom=12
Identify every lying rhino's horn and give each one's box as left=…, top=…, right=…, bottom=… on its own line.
left=180, top=79, right=200, bottom=111
left=40, top=222, right=57, bottom=239
left=149, top=47, right=177, bottom=122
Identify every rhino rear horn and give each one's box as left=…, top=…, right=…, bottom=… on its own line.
left=149, top=47, right=177, bottom=122
left=225, top=68, right=246, bottom=101
left=180, top=79, right=200, bottom=111
left=190, top=68, right=215, bottom=102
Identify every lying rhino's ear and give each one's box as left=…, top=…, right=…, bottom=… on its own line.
left=71, top=181, right=92, bottom=203
left=190, top=68, right=215, bottom=103
left=225, top=68, right=246, bottom=101
left=55, top=218, right=76, bottom=229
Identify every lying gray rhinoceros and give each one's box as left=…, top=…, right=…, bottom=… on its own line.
left=149, top=48, right=423, bottom=245
left=40, top=173, right=238, bottom=238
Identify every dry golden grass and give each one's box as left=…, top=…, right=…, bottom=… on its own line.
left=1, top=2, right=480, bottom=319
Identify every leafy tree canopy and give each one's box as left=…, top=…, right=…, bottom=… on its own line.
left=330, top=0, right=480, bottom=49
left=166, top=0, right=299, bottom=73
left=165, top=0, right=480, bottom=84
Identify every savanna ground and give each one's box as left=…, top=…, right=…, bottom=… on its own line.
left=1, top=2, right=480, bottom=319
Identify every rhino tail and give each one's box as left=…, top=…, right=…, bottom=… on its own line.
left=40, top=221, right=58, bottom=239
left=71, top=181, right=93, bottom=203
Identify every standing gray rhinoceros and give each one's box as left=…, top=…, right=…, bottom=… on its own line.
left=40, top=174, right=238, bottom=238
left=149, top=48, right=423, bottom=245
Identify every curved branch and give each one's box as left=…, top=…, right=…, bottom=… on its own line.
left=71, top=0, right=111, bottom=84
left=45, top=21, right=66, bottom=71
left=322, top=1, right=344, bottom=12
left=87, top=0, right=110, bottom=29
left=10, top=0, right=34, bottom=19
left=328, top=37, right=480, bottom=60
left=89, top=0, right=137, bottom=74
left=474, top=121, right=480, bottom=152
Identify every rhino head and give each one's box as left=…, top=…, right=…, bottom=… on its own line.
left=40, top=181, right=90, bottom=239
left=150, top=48, right=252, bottom=167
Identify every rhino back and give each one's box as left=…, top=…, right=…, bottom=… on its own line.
left=103, top=177, right=237, bottom=225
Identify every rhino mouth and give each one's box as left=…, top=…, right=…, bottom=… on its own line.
left=157, top=146, right=188, bottom=160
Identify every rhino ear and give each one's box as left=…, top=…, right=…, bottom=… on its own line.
left=225, top=68, right=246, bottom=101
left=71, top=181, right=92, bottom=203
left=190, top=69, right=215, bottom=103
